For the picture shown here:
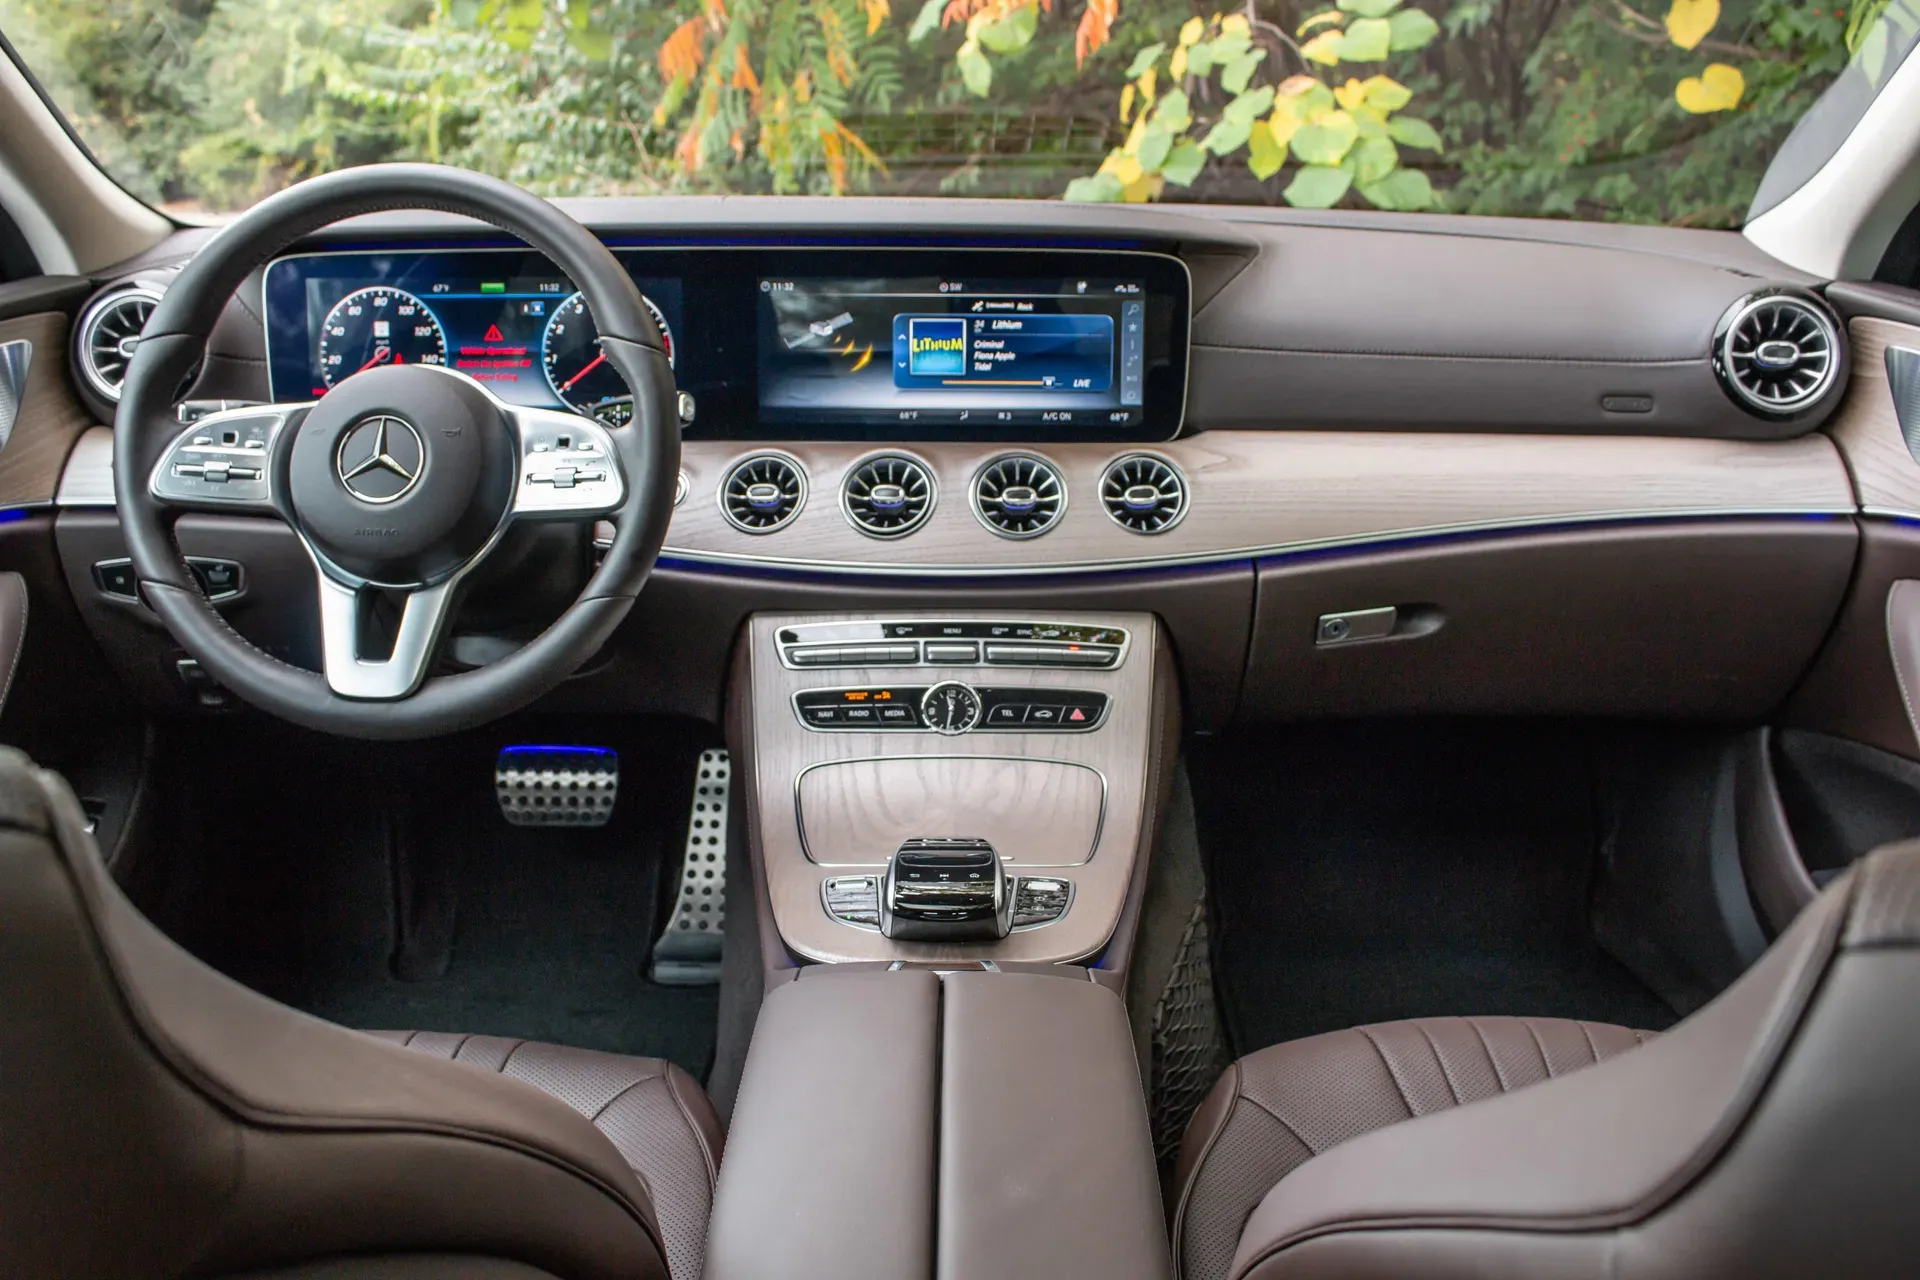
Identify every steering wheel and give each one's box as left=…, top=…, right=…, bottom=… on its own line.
left=113, top=165, right=680, bottom=740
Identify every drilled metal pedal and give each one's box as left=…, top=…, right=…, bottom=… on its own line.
left=650, top=748, right=729, bottom=984
left=495, top=745, right=618, bottom=827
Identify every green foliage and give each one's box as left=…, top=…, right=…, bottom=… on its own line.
left=0, top=0, right=1887, bottom=225
left=1067, top=5, right=1441, bottom=211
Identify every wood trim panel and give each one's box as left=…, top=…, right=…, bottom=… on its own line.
left=749, top=610, right=1159, bottom=965
left=1828, top=316, right=1920, bottom=518
left=666, top=428, right=1854, bottom=574
left=0, top=313, right=95, bottom=509
left=797, top=756, right=1106, bottom=867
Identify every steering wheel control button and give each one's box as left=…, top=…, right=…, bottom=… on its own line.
left=149, top=410, right=287, bottom=508
left=514, top=410, right=626, bottom=516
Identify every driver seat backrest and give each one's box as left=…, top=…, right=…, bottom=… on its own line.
left=1222, top=837, right=1920, bottom=1279
left=0, top=746, right=673, bottom=1280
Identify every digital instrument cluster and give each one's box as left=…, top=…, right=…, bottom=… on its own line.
left=263, top=246, right=1189, bottom=442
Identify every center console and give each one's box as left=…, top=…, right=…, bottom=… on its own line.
left=736, top=609, right=1173, bottom=966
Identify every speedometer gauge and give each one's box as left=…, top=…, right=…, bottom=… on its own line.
left=541, top=291, right=673, bottom=427
left=318, top=287, right=447, bottom=387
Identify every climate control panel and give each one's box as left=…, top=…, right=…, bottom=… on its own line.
left=793, top=683, right=1108, bottom=733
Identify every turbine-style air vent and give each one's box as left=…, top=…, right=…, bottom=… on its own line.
left=1714, top=291, right=1842, bottom=417
left=842, top=454, right=935, bottom=539
left=1100, top=454, right=1187, bottom=534
left=77, top=286, right=163, bottom=402
left=972, top=453, right=1066, bottom=539
left=720, top=453, right=807, bottom=533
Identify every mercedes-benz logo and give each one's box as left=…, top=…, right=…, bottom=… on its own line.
left=335, top=415, right=424, bottom=504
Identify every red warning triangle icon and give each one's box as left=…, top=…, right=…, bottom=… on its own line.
left=1069, top=707, right=1086, bottom=722
left=484, top=323, right=504, bottom=342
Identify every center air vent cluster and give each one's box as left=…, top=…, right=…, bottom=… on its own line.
left=972, top=454, right=1065, bottom=539
left=842, top=455, right=935, bottom=538
left=1713, top=290, right=1842, bottom=419
left=720, top=453, right=807, bottom=532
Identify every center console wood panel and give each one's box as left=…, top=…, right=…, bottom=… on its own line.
left=743, top=610, right=1172, bottom=965
left=938, top=972, right=1172, bottom=1280
left=797, top=756, right=1106, bottom=867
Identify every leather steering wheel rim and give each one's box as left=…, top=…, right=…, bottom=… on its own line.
left=113, top=164, right=680, bottom=740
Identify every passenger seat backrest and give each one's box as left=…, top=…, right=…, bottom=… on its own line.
left=1230, top=839, right=1920, bottom=1279
left=0, top=747, right=670, bottom=1280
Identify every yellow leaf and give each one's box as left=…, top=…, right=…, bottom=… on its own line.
left=1220, top=14, right=1249, bottom=37
left=1300, top=30, right=1343, bottom=65
left=1269, top=112, right=1301, bottom=147
left=1120, top=82, right=1136, bottom=122
left=1675, top=62, right=1744, bottom=113
left=1109, top=154, right=1145, bottom=185
left=1124, top=111, right=1149, bottom=152
left=1334, top=78, right=1367, bottom=111
left=1139, top=68, right=1158, bottom=100
left=1179, top=17, right=1204, bottom=46
left=1121, top=172, right=1164, bottom=203
left=863, top=0, right=889, bottom=36
left=1277, top=75, right=1321, bottom=98
left=1664, top=0, right=1719, bottom=52
left=1170, top=45, right=1188, bottom=78
left=1297, top=11, right=1344, bottom=36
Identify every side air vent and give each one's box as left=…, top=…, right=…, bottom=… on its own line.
left=842, top=454, right=935, bottom=539
left=972, top=453, right=1066, bottom=539
left=1713, top=291, right=1842, bottom=418
left=720, top=453, right=807, bottom=533
left=77, top=286, right=163, bottom=402
left=1100, top=454, right=1187, bottom=534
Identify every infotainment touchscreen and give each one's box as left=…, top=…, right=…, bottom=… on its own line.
left=757, top=276, right=1148, bottom=430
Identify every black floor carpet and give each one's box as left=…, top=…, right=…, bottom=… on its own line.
left=1190, top=721, right=1678, bottom=1058
left=140, top=717, right=720, bottom=1079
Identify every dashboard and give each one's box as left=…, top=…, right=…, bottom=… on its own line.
left=262, top=246, right=1192, bottom=443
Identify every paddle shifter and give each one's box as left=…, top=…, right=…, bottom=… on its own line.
left=880, top=837, right=1012, bottom=941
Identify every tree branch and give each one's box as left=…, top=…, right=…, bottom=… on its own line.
left=1243, top=0, right=1309, bottom=72
left=1609, top=3, right=1783, bottom=60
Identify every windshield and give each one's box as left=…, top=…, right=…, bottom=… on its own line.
left=2, top=0, right=1915, bottom=224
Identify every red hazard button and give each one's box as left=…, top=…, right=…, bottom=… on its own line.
left=1068, top=707, right=1086, bottom=722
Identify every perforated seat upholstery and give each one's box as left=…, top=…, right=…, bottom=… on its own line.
left=365, top=1032, right=722, bottom=1280
left=1172, top=1017, right=1654, bottom=1280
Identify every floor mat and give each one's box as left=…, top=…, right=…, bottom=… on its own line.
left=1189, top=721, right=1678, bottom=1058
left=141, top=718, right=720, bottom=1079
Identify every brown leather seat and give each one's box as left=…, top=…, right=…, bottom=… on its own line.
left=0, top=747, right=720, bottom=1280
left=1172, top=839, right=1920, bottom=1279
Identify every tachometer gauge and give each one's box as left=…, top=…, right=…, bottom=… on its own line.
left=541, top=291, right=673, bottom=427
left=317, top=287, right=447, bottom=387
